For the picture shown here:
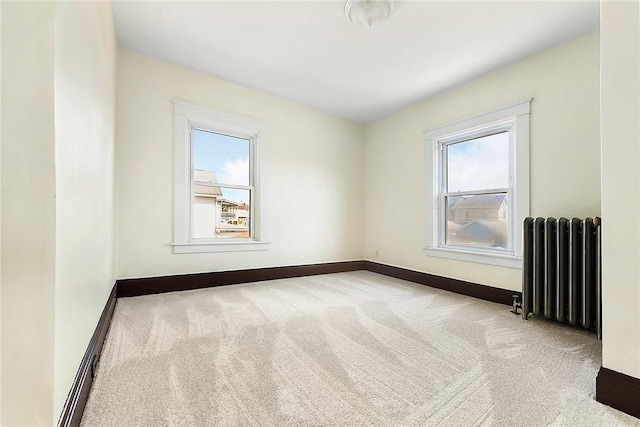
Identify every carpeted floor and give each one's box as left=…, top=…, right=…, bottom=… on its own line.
left=81, top=271, right=639, bottom=426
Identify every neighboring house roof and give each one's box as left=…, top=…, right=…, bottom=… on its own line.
left=219, top=198, right=241, bottom=207
left=456, top=220, right=507, bottom=236
left=451, top=194, right=506, bottom=210
left=447, top=221, right=464, bottom=233
left=194, top=169, right=223, bottom=197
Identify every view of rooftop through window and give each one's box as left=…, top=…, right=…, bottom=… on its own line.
left=444, top=131, right=510, bottom=250
left=191, top=129, right=252, bottom=239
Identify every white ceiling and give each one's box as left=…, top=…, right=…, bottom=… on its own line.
left=112, top=1, right=599, bottom=123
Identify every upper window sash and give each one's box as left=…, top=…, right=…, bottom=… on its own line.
left=437, top=120, right=514, bottom=192
left=188, top=127, right=256, bottom=191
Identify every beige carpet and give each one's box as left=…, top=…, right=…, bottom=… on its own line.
left=81, top=271, right=639, bottom=426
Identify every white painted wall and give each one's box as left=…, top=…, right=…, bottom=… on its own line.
left=1, top=3, right=57, bottom=425
left=53, top=1, right=117, bottom=420
left=600, top=0, right=640, bottom=380
left=116, top=50, right=364, bottom=279
left=1, top=2, right=117, bottom=424
left=364, top=32, right=601, bottom=292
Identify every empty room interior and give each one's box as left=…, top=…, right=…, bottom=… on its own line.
left=1, top=0, right=640, bottom=426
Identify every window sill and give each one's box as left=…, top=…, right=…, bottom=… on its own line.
left=423, top=246, right=522, bottom=269
left=172, top=241, right=270, bottom=254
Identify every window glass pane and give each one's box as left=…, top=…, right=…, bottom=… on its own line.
left=193, top=186, right=251, bottom=239
left=445, top=193, right=508, bottom=250
left=447, top=132, right=509, bottom=192
left=192, top=128, right=249, bottom=186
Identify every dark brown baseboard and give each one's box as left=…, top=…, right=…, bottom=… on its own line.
left=57, top=283, right=118, bottom=427
left=596, top=367, right=640, bottom=419
left=116, top=260, right=517, bottom=306
left=364, top=261, right=519, bottom=306
left=116, top=260, right=367, bottom=298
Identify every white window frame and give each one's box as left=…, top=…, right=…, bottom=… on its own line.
left=424, top=99, right=531, bottom=268
left=172, top=100, right=269, bottom=254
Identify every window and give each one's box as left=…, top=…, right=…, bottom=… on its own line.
left=425, top=100, right=530, bottom=268
left=173, top=101, right=269, bottom=253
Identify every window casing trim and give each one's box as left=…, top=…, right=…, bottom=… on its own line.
left=425, top=99, right=531, bottom=268
left=173, top=100, right=269, bottom=253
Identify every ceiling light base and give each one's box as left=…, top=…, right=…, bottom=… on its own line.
left=344, top=0, right=395, bottom=30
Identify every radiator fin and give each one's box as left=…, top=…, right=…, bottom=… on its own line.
left=522, top=217, right=601, bottom=338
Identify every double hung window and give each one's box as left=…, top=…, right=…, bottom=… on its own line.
left=173, top=101, right=269, bottom=253
left=439, top=124, right=512, bottom=252
left=425, top=100, right=530, bottom=267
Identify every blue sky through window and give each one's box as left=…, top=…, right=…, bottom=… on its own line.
left=447, top=132, right=509, bottom=192
left=192, top=129, right=250, bottom=204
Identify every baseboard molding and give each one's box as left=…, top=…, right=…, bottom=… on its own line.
left=364, top=261, right=519, bottom=306
left=596, top=367, right=640, bottom=419
left=57, top=283, right=118, bottom=427
left=116, top=261, right=367, bottom=298
left=116, top=260, right=518, bottom=306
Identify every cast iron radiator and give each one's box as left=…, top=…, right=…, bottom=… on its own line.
left=520, top=217, right=602, bottom=338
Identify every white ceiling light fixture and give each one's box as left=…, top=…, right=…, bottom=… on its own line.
left=344, top=0, right=396, bottom=30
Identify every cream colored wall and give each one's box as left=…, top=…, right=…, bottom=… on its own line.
left=116, top=50, right=364, bottom=279
left=0, top=2, right=3, bottom=422
left=1, top=2, right=57, bottom=425
left=364, top=32, right=601, bottom=292
left=600, top=0, right=640, bottom=379
left=53, top=1, right=117, bottom=419
left=1, top=2, right=117, bottom=425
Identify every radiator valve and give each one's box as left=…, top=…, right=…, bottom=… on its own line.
left=511, top=295, right=522, bottom=315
